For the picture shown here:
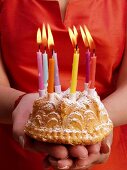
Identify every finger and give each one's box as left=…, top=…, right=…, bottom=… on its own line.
left=12, top=93, right=38, bottom=140
left=100, top=141, right=110, bottom=154
left=13, top=109, right=30, bottom=140
left=21, top=136, right=40, bottom=152
left=33, top=142, right=69, bottom=159
left=57, top=158, right=73, bottom=169
left=86, top=143, right=101, bottom=154
left=96, top=153, right=110, bottom=164
left=69, top=145, right=88, bottom=159
left=17, top=134, right=69, bottom=159
left=74, top=153, right=100, bottom=169
left=75, top=152, right=110, bottom=170
left=100, top=136, right=112, bottom=154
left=17, top=135, right=69, bottom=159
left=48, top=157, right=72, bottom=170
left=48, top=156, right=58, bottom=168
left=18, top=135, right=29, bottom=148
left=100, top=132, right=113, bottom=154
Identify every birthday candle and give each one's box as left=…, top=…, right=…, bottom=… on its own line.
left=83, top=26, right=96, bottom=90
left=48, top=58, right=55, bottom=93
left=47, top=24, right=61, bottom=93
left=37, top=28, right=45, bottom=97
left=43, top=51, right=48, bottom=88
left=90, top=53, right=96, bottom=89
left=80, top=26, right=90, bottom=91
left=52, top=51, right=61, bottom=93
left=37, top=51, right=44, bottom=90
left=68, top=27, right=79, bottom=95
left=53, top=51, right=60, bottom=86
left=70, top=49, right=79, bottom=94
left=47, top=24, right=55, bottom=94
left=42, top=24, right=48, bottom=89
left=86, top=49, right=90, bottom=83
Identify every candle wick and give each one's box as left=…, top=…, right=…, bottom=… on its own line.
left=38, top=44, right=41, bottom=51
left=44, top=46, right=47, bottom=51
left=87, top=47, right=90, bottom=52
left=93, top=49, right=96, bottom=55
left=76, top=44, right=78, bottom=51
left=52, top=49, right=55, bottom=55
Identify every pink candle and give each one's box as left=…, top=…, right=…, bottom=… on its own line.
left=37, top=50, right=44, bottom=91
left=36, top=28, right=45, bottom=96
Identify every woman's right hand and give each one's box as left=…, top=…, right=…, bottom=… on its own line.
left=12, top=93, right=69, bottom=168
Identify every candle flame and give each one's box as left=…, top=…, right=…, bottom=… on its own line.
left=68, top=27, right=78, bottom=48
left=84, top=25, right=96, bottom=50
left=42, top=23, right=47, bottom=48
left=47, top=24, right=54, bottom=49
left=80, top=26, right=89, bottom=48
left=73, top=26, right=78, bottom=40
left=37, top=28, right=42, bottom=44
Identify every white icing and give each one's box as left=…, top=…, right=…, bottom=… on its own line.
left=67, top=111, right=84, bottom=120
left=26, top=89, right=113, bottom=142
left=47, top=112, right=61, bottom=120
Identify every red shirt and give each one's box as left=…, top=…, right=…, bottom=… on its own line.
left=0, top=0, right=127, bottom=170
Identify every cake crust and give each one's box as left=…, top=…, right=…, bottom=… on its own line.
left=25, top=90, right=113, bottom=145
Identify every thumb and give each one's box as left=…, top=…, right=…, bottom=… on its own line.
left=13, top=108, right=32, bottom=149
left=12, top=93, right=36, bottom=141
left=13, top=109, right=30, bottom=138
left=100, top=131, right=113, bottom=154
left=12, top=102, right=31, bottom=148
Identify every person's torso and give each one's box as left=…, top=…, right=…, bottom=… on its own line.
left=0, top=1, right=127, bottom=170
left=0, top=0, right=126, bottom=98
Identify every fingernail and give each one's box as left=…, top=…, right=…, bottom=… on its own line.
left=19, top=136, right=25, bottom=148
left=107, top=141, right=111, bottom=148
left=58, top=166, right=69, bottom=170
left=106, top=142, right=111, bottom=152
left=75, top=159, right=88, bottom=168
left=58, top=160, right=69, bottom=169
left=105, top=140, right=111, bottom=152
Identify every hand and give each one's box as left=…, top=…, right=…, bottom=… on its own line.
left=48, top=132, right=113, bottom=170
left=12, top=93, right=69, bottom=161
left=12, top=93, right=113, bottom=169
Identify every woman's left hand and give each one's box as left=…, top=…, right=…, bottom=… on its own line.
left=47, top=132, right=113, bottom=170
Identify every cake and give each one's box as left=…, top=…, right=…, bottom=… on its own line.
left=25, top=89, right=113, bottom=145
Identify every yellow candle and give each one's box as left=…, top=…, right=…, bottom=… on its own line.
left=70, top=49, right=79, bottom=93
